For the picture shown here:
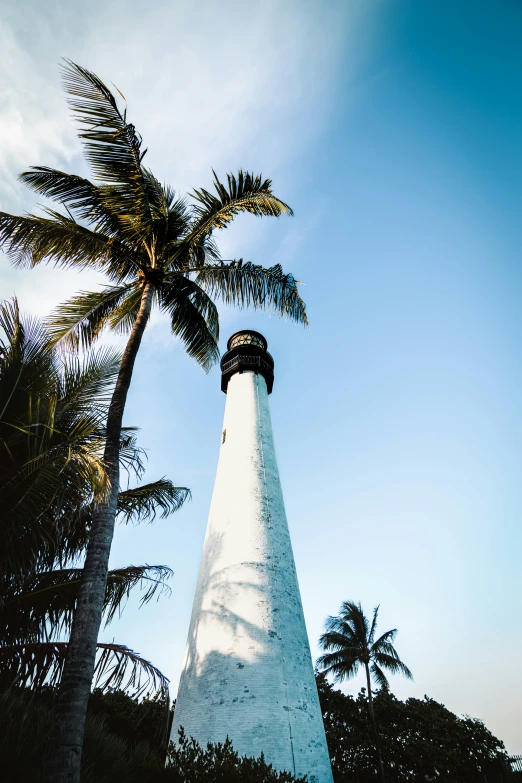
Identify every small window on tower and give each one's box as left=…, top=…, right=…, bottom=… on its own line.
left=222, top=429, right=226, bottom=444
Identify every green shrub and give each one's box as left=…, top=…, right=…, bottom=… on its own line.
left=166, top=727, right=307, bottom=782
left=0, top=689, right=305, bottom=782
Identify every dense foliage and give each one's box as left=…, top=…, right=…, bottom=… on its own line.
left=166, top=728, right=307, bottom=783
left=0, top=688, right=162, bottom=783
left=0, top=688, right=304, bottom=783
left=316, top=674, right=507, bottom=782
left=0, top=300, right=187, bottom=697
left=1, top=680, right=508, bottom=782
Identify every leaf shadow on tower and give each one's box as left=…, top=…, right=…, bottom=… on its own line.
left=181, top=527, right=282, bottom=673
left=172, top=527, right=317, bottom=749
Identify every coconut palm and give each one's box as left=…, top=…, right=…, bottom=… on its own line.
left=0, top=61, right=306, bottom=781
left=0, top=298, right=189, bottom=701
left=317, top=601, right=413, bottom=783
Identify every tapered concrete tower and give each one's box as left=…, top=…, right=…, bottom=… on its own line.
left=171, top=331, right=333, bottom=783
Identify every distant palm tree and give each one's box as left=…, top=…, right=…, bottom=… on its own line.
left=0, top=61, right=306, bottom=783
left=317, top=601, right=413, bottom=783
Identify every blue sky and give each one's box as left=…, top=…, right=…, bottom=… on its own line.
left=1, top=0, right=521, bottom=754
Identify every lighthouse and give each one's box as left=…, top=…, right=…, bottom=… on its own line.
left=171, top=331, right=333, bottom=783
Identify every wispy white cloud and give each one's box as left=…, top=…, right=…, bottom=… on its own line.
left=0, top=22, right=75, bottom=209
left=77, top=0, right=348, bottom=184
left=0, top=0, right=352, bottom=314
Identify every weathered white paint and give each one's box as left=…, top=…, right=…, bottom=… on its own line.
left=171, top=369, right=333, bottom=783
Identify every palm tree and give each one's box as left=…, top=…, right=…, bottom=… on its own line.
left=317, top=601, right=413, bottom=783
left=0, top=299, right=189, bottom=702
left=0, top=61, right=306, bottom=781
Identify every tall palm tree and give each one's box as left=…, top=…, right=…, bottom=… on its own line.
left=0, top=61, right=306, bottom=781
left=0, top=298, right=188, bottom=701
left=317, top=601, right=413, bottom=783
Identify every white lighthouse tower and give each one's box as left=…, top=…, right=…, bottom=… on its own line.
left=171, top=331, right=333, bottom=783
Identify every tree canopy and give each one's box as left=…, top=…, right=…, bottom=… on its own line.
left=316, top=674, right=507, bottom=783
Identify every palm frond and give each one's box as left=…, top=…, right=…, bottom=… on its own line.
left=140, top=168, right=170, bottom=220
left=1, top=419, right=110, bottom=578
left=160, top=277, right=220, bottom=371
left=107, top=285, right=144, bottom=334
left=0, top=641, right=68, bottom=690
left=368, top=605, right=380, bottom=646
left=316, top=650, right=361, bottom=681
left=46, top=284, right=137, bottom=349
left=194, top=260, right=308, bottom=325
left=318, top=630, right=359, bottom=652
left=0, top=211, right=116, bottom=270
left=102, top=564, right=173, bottom=625
left=19, top=167, right=121, bottom=236
left=1, top=565, right=172, bottom=644
left=372, top=651, right=413, bottom=680
left=189, top=170, right=293, bottom=243
left=336, top=600, right=369, bottom=644
left=371, top=628, right=398, bottom=649
left=164, top=193, right=192, bottom=248
left=322, top=614, right=348, bottom=634
left=117, top=428, right=146, bottom=481
left=61, top=60, right=152, bottom=238
left=61, top=60, right=142, bottom=179
left=93, top=642, right=169, bottom=699
left=0, top=299, right=55, bottom=420
left=0, top=641, right=169, bottom=699
left=49, top=432, right=145, bottom=563
left=370, top=662, right=390, bottom=691
left=117, top=479, right=190, bottom=524
left=59, top=347, right=121, bottom=415
left=0, top=298, right=51, bottom=368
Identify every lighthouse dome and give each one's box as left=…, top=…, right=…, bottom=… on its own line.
left=227, top=330, right=267, bottom=351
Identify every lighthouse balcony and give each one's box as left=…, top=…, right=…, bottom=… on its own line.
left=220, top=352, right=274, bottom=393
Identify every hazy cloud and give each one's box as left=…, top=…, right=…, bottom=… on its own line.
left=0, top=0, right=350, bottom=314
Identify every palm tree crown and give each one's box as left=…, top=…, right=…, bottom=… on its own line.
left=317, top=601, right=413, bottom=691
left=0, top=60, right=306, bottom=360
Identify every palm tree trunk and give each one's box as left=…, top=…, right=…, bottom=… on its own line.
left=365, top=662, right=386, bottom=783
left=43, top=282, right=155, bottom=783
